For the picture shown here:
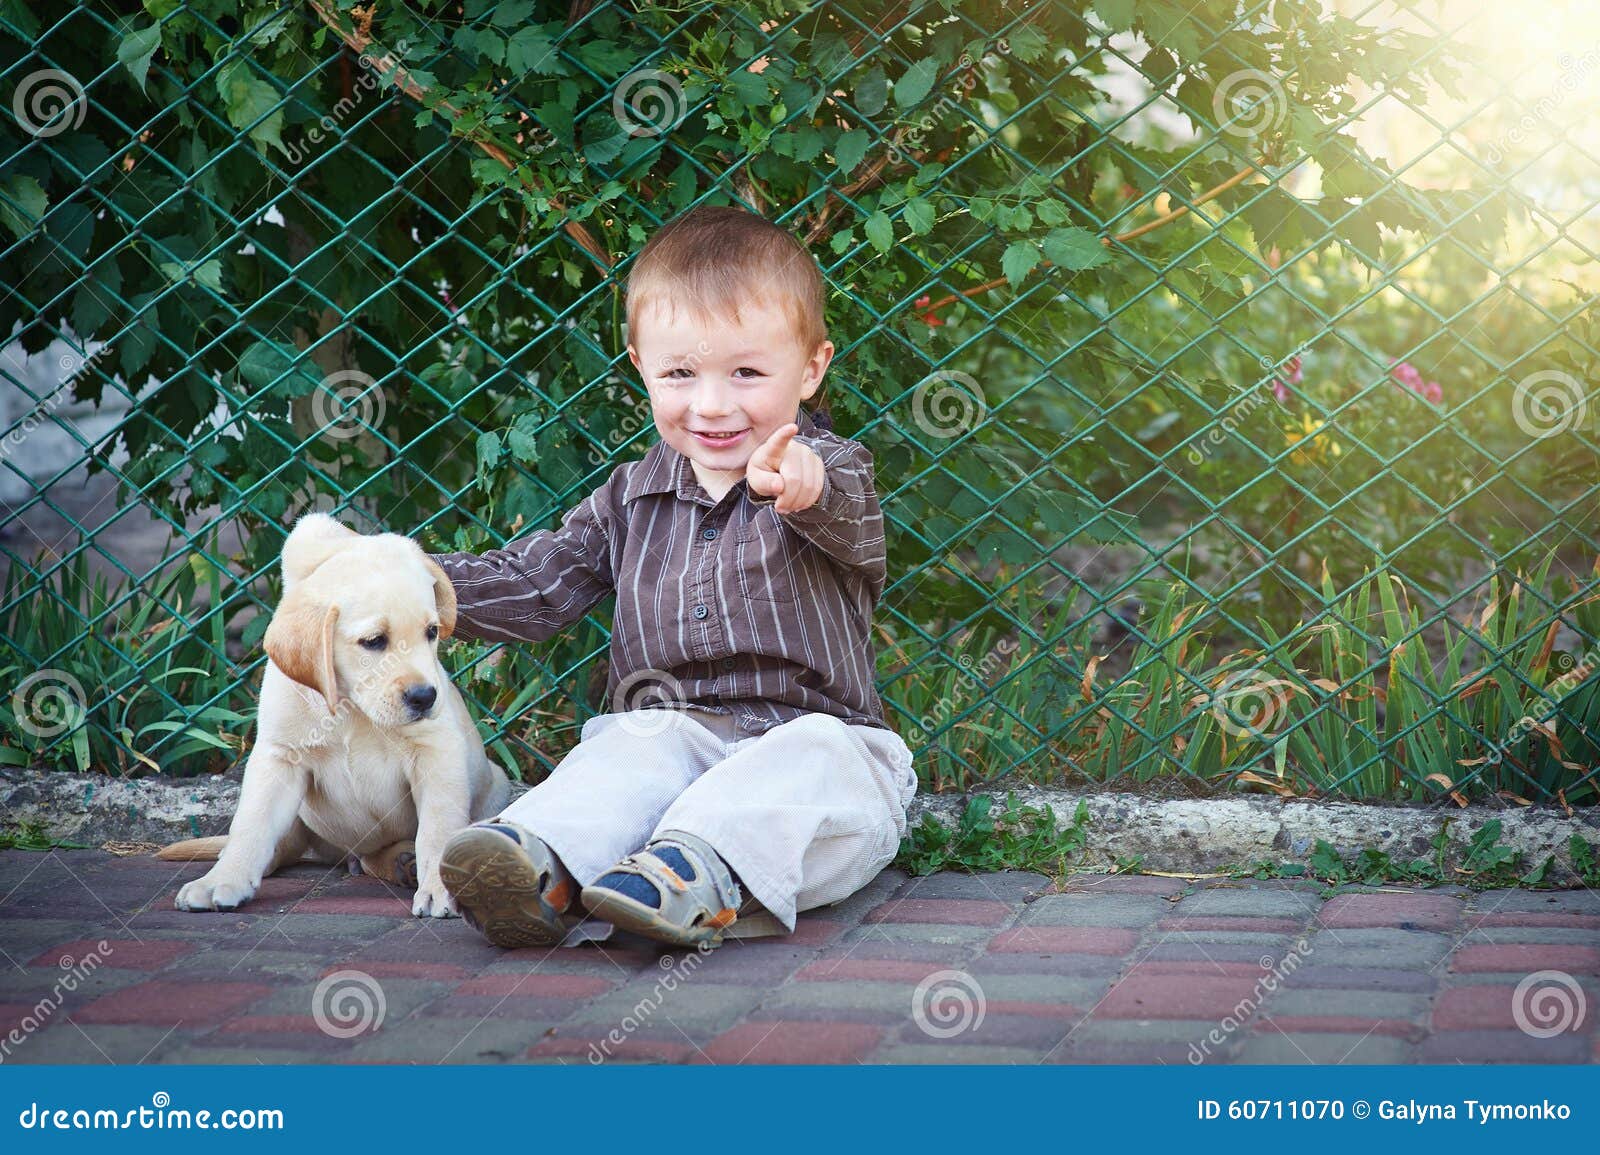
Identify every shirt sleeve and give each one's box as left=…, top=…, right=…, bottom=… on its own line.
left=425, top=482, right=616, bottom=645
left=748, top=432, right=887, bottom=590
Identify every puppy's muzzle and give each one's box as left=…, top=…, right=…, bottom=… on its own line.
left=402, top=682, right=438, bottom=720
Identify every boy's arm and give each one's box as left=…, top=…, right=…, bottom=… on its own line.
left=748, top=433, right=886, bottom=587
left=426, top=486, right=615, bottom=645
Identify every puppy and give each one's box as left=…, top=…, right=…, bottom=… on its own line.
left=167, top=513, right=510, bottom=917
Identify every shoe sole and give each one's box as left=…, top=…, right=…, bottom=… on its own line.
left=580, top=884, right=727, bottom=948
left=438, top=828, right=566, bottom=949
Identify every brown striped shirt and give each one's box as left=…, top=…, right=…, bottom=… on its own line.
left=426, top=406, right=890, bottom=738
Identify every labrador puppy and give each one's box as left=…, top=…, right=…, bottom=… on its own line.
left=167, top=513, right=510, bottom=917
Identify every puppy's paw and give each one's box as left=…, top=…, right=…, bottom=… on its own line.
left=412, top=877, right=458, bottom=919
left=175, top=873, right=257, bottom=912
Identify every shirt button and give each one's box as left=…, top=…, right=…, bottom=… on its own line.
left=720, top=657, right=735, bottom=671
left=702, top=527, right=718, bottom=541
left=693, top=605, right=709, bottom=620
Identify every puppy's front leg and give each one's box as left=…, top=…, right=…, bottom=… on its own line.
left=176, top=751, right=309, bottom=912
left=408, top=744, right=473, bottom=918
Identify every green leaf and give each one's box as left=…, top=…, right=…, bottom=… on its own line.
left=506, top=27, right=565, bottom=74
left=833, top=128, right=870, bottom=176
left=864, top=210, right=894, bottom=253
left=1001, top=239, right=1041, bottom=287
left=854, top=65, right=888, bottom=117
left=894, top=58, right=939, bottom=109
left=491, top=0, right=535, bottom=26
left=216, top=61, right=285, bottom=154
left=1042, top=226, right=1112, bottom=270
left=903, top=196, right=935, bottom=235
left=158, top=257, right=223, bottom=294
left=1094, top=0, right=1138, bottom=33
left=0, top=175, right=47, bottom=240
left=238, top=340, right=321, bottom=397
left=476, top=431, right=502, bottom=485
left=117, top=24, right=162, bottom=94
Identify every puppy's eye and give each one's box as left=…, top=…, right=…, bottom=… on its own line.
left=359, top=634, right=388, bottom=651
left=425, top=624, right=439, bottom=642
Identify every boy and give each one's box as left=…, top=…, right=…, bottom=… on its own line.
left=427, top=205, right=917, bottom=949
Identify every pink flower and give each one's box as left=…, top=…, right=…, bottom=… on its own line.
left=1424, top=380, right=1442, bottom=404
left=1272, top=379, right=1290, bottom=404
left=1271, top=354, right=1302, bottom=404
left=1390, top=359, right=1424, bottom=392
left=1284, top=355, right=1303, bottom=385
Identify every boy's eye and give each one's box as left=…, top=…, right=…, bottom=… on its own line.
left=735, top=367, right=763, bottom=378
left=359, top=634, right=388, bottom=651
left=663, top=368, right=693, bottom=379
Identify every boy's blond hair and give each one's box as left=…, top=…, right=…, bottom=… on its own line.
left=625, top=205, right=827, bottom=357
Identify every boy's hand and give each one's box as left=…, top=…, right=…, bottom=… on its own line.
left=745, top=423, right=825, bottom=514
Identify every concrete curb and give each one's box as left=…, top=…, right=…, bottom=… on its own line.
left=4, top=769, right=1598, bottom=882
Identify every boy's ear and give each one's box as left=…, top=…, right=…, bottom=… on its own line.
left=800, top=339, right=835, bottom=397
left=626, top=343, right=641, bottom=373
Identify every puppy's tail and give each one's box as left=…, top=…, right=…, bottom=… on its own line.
left=155, top=835, right=228, bottom=862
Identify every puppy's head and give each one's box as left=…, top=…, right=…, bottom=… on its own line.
left=264, top=520, right=456, bottom=726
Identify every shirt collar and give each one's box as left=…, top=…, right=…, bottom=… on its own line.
left=620, top=405, right=820, bottom=506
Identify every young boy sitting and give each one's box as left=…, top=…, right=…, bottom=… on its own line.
left=427, top=204, right=917, bottom=949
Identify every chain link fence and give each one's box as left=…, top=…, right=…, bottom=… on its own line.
left=1, top=1, right=1597, bottom=804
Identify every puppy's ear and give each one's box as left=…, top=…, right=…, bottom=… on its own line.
left=421, top=556, right=457, bottom=640
left=264, top=586, right=341, bottom=714
left=281, top=513, right=359, bottom=590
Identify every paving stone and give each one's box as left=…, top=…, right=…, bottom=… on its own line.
left=700, top=1020, right=882, bottom=1064
left=1267, top=988, right=1430, bottom=1020
left=864, top=898, right=1014, bottom=926
left=758, top=980, right=924, bottom=1022
left=1459, top=927, right=1600, bottom=945
left=839, top=923, right=994, bottom=946
left=868, top=1043, right=1046, bottom=1063
left=1452, top=944, right=1600, bottom=974
left=73, top=979, right=274, bottom=1026
left=346, top=1016, right=561, bottom=1063
left=1281, top=966, right=1439, bottom=993
left=968, top=952, right=1125, bottom=978
left=1253, top=1015, right=1425, bottom=1041
left=531, top=1032, right=700, bottom=1064
left=1419, top=1029, right=1591, bottom=1063
left=1432, top=984, right=1595, bottom=1032
left=1019, top=893, right=1171, bottom=928
left=1472, top=890, right=1600, bottom=915
left=1299, top=928, right=1453, bottom=969
left=1059, top=874, right=1189, bottom=897
left=1317, top=891, right=1463, bottom=931
left=1150, top=930, right=1301, bottom=947
left=1236, top=1030, right=1413, bottom=1064
left=892, top=1008, right=1077, bottom=1049
left=1174, top=887, right=1321, bottom=919
left=892, top=870, right=1050, bottom=902
left=810, top=938, right=974, bottom=964
left=3, top=1022, right=201, bottom=1064
left=1096, top=974, right=1266, bottom=1021
left=990, top=926, right=1138, bottom=955
left=1465, top=913, right=1600, bottom=930
left=564, top=977, right=764, bottom=1036
left=1158, top=917, right=1304, bottom=933
left=27, top=939, right=192, bottom=970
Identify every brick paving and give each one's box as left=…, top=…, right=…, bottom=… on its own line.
left=0, top=849, right=1597, bottom=1064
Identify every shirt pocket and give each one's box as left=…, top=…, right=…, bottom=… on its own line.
left=734, top=514, right=800, bottom=603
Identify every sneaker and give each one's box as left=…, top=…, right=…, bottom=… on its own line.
left=581, top=831, right=743, bottom=948
left=438, top=821, right=576, bottom=948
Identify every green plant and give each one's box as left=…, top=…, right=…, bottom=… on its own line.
left=895, top=792, right=1091, bottom=876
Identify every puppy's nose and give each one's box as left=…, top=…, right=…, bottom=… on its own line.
left=402, top=683, right=438, bottom=715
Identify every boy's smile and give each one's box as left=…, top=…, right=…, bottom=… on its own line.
left=627, top=297, right=834, bottom=497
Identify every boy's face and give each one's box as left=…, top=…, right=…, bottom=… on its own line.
left=627, top=297, right=834, bottom=483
